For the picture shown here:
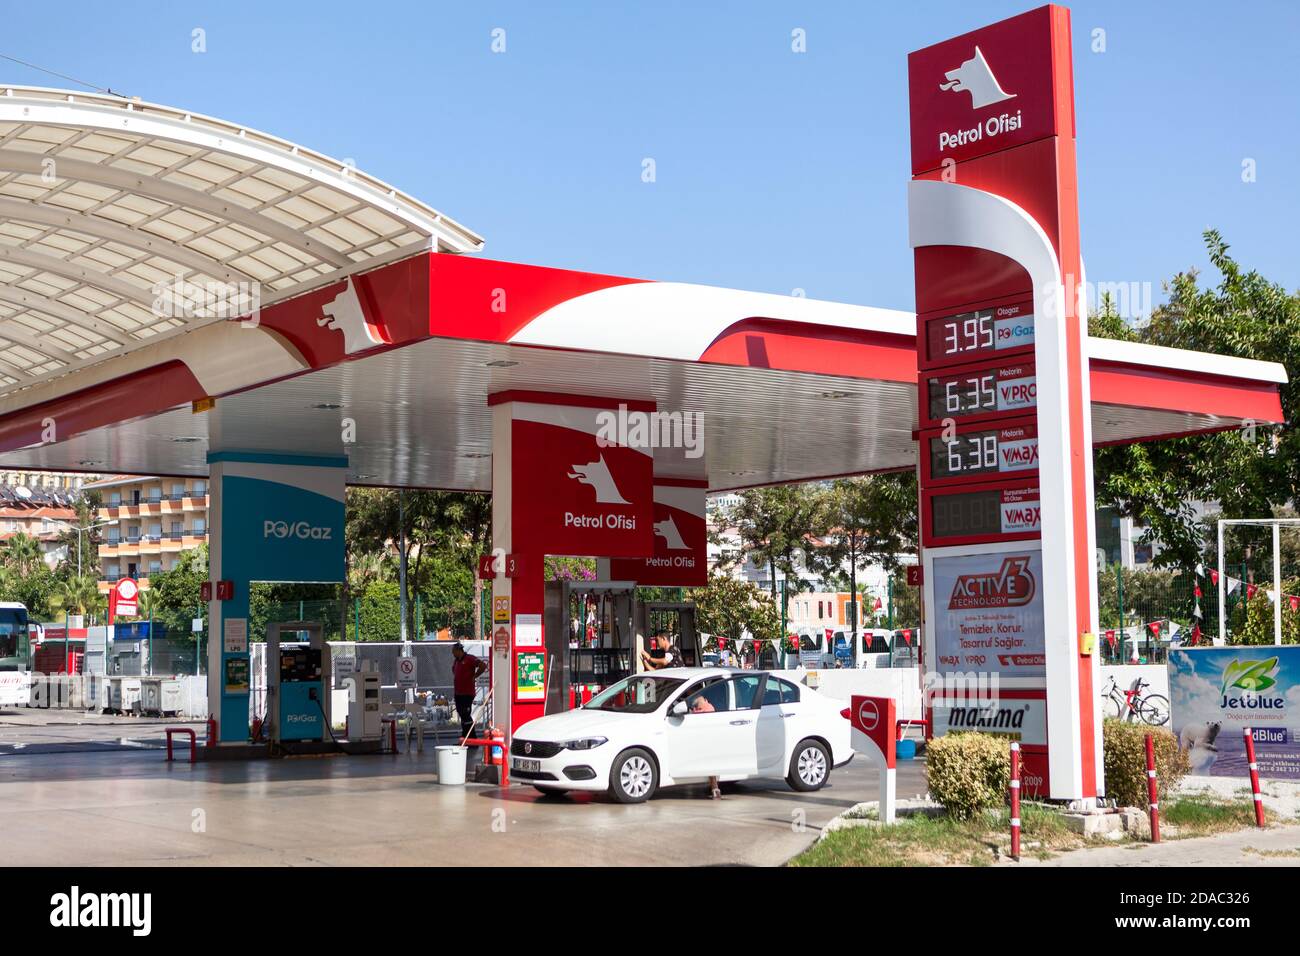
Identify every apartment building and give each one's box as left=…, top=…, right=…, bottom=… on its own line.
left=0, top=487, right=78, bottom=567
left=84, top=475, right=209, bottom=591
left=0, top=470, right=97, bottom=493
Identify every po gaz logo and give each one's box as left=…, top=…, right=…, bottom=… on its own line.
left=263, top=520, right=334, bottom=541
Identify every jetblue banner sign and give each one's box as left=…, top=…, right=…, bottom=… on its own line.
left=1169, top=646, right=1300, bottom=780
left=216, top=458, right=345, bottom=583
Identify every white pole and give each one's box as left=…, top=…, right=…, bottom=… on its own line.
left=1273, top=521, right=1283, bottom=647
left=1217, top=520, right=1226, bottom=645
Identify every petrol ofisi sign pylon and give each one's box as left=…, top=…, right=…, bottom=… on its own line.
left=909, top=5, right=1102, bottom=802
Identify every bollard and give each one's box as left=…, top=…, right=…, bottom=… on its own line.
left=1144, top=734, right=1160, bottom=843
left=1009, top=741, right=1021, bottom=861
left=1243, top=727, right=1266, bottom=828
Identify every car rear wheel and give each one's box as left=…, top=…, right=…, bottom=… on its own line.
left=787, top=739, right=830, bottom=792
left=609, top=747, right=658, bottom=803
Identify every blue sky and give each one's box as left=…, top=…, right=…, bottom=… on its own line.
left=1, top=0, right=1297, bottom=312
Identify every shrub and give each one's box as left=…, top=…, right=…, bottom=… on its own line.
left=1103, top=719, right=1188, bottom=808
left=926, top=732, right=1011, bottom=820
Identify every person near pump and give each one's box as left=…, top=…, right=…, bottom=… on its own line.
left=640, top=632, right=680, bottom=670
left=451, top=642, right=487, bottom=742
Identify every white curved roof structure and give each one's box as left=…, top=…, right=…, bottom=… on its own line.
left=0, top=85, right=482, bottom=392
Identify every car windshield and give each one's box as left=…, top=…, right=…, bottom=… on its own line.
left=585, top=675, right=685, bottom=713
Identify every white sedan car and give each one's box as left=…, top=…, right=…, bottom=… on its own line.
left=510, top=668, right=854, bottom=803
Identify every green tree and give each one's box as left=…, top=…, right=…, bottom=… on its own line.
left=1092, top=230, right=1300, bottom=576
left=49, top=574, right=104, bottom=622
left=347, top=488, right=491, bottom=642
left=2, top=532, right=44, bottom=578
left=813, top=473, right=917, bottom=644
left=727, top=483, right=826, bottom=619
left=1230, top=578, right=1300, bottom=646
left=688, top=572, right=783, bottom=649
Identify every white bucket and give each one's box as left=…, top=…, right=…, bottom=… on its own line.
left=436, top=746, right=468, bottom=785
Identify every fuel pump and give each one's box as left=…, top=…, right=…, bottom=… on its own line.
left=345, top=662, right=382, bottom=742
left=542, top=581, right=637, bottom=713
left=635, top=600, right=700, bottom=670
left=265, top=621, right=331, bottom=746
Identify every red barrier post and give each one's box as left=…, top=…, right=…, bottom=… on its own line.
left=1144, top=734, right=1160, bottom=843
left=1009, top=741, right=1021, bottom=861
left=1243, top=727, right=1266, bottom=828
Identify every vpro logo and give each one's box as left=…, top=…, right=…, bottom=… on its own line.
left=263, top=520, right=334, bottom=541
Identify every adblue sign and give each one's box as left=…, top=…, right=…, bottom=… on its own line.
left=1169, top=647, right=1300, bottom=779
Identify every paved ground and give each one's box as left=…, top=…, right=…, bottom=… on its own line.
left=0, top=711, right=928, bottom=866
left=1016, top=824, right=1300, bottom=867
left=0, top=708, right=204, bottom=755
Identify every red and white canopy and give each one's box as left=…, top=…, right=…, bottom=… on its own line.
left=0, top=91, right=1283, bottom=491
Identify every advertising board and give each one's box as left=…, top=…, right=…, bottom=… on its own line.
left=1169, top=647, right=1300, bottom=779
left=927, top=544, right=1046, bottom=680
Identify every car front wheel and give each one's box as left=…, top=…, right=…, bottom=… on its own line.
left=787, top=739, right=830, bottom=792
left=609, top=747, right=658, bottom=803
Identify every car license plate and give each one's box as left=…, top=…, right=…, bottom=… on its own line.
left=514, top=758, right=541, bottom=773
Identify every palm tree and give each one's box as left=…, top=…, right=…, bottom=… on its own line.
left=3, top=532, right=44, bottom=578
left=135, top=586, right=159, bottom=620
left=50, top=575, right=104, bottom=623
left=347, top=551, right=386, bottom=592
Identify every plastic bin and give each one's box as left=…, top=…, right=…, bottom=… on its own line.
left=436, top=745, right=467, bottom=785
left=896, top=739, right=917, bottom=760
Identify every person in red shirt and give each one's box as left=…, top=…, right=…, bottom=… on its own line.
left=451, top=642, right=487, bottom=742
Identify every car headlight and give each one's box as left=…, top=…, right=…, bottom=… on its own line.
left=559, top=736, right=608, bottom=751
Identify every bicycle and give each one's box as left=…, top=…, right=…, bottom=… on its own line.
left=1100, top=675, right=1169, bottom=726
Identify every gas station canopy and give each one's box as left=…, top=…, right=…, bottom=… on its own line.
left=0, top=87, right=1285, bottom=491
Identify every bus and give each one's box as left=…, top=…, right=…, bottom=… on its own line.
left=0, top=602, right=32, bottom=707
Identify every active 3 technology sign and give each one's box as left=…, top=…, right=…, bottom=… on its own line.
left=1169, top=646, right=1300, bottom=780
left=930, top=547, right=1046, bottom=679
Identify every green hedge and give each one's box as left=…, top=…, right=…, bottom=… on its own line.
left=927, top=732, right=1012, bottom=820
left=1102, top=719, right=1188, bottom=808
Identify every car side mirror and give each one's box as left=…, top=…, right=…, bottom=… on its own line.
left=670, top=700, right=688, bottom=717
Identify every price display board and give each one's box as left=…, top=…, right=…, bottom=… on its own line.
left=920, top=361, right=1037, bottom=428
left=923, top=422, right=1039, bottom=485
left=920, top=299, right=1035, bottom=370
left=922, top=478, right=1041, bottom=547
